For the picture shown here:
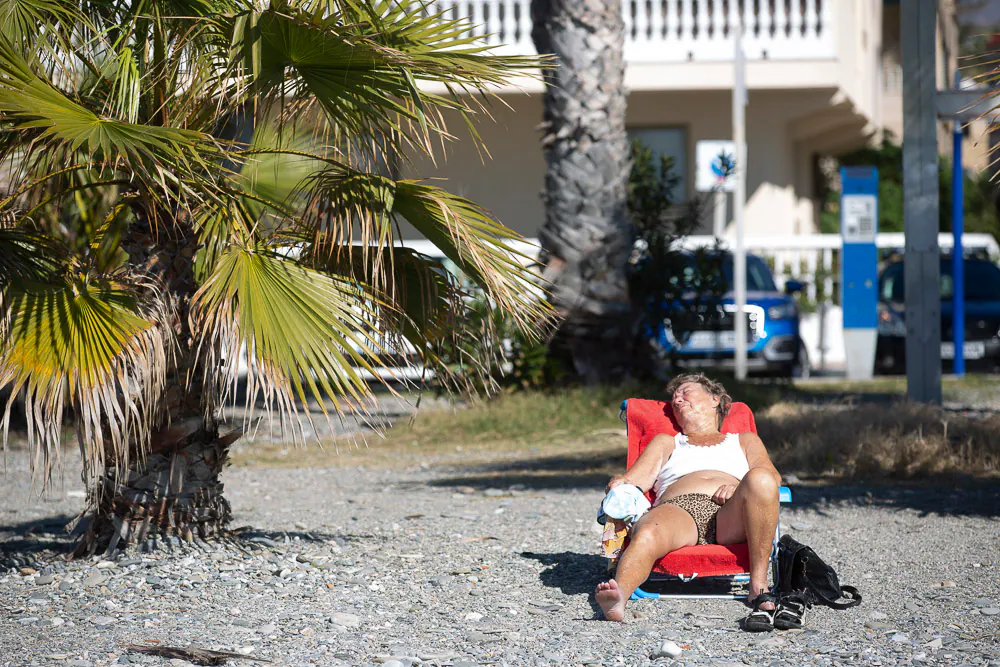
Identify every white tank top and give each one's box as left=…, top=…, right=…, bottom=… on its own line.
left=654, top=432, right=750, bottom=502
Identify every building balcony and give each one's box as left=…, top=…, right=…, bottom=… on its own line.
left=423, top=0, right=879, bottom=133
left=429, top=0, right=837, bottom=63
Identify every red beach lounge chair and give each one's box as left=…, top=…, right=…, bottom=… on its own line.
left=614, top=398, right=792, bottom=600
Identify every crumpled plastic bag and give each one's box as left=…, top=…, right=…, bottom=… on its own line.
left=598, top=485, right=651, bottom=560
left=597, top=484, right=651, bottom=525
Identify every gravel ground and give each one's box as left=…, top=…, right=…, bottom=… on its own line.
left=2, top=447, right=1000, bottom=667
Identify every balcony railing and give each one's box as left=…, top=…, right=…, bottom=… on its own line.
left=427, top=0, right=836, bottom=62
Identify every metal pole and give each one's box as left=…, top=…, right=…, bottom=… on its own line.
left=952, top=114, right=965, bottom=376
left=733, top=22, right=747, bottom=380
left=713, top=190, right=726, bottom=239
left=901, top=0, right=942, bottom=404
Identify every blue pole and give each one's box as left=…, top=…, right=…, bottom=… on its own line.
left=952, top=120, right=965, bottom=376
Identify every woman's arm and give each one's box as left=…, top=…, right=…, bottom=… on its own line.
left=606, top=433, right=675, bottom=493
left=712, top=432, right=780, bottom=505
left=738, top=432, right=781, bottom=482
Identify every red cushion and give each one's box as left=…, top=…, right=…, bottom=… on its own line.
left=652, top=543, right=751, bottom=577
left=621, top=398, right=759, bottom=578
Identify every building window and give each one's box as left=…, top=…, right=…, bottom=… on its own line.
left=627, top=127, right=688, bottom=202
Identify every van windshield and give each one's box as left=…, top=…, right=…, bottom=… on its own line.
left=880, top=260, right=1000, bottom=302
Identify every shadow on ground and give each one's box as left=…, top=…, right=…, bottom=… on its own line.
left=520, top=550, right=606, bottom=616
left=428, top=447, right=623, bottom=491
left=0, top=514, right=77, bottom=558
left=776, top=481, right=1000, bottom=519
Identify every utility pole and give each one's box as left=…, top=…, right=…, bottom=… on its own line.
left=901, top=0, right=942, bottom=405
left=733, top=22, right=748, bottom=381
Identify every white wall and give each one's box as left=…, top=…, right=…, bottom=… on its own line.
left=401, top=88, right=867, bottom=240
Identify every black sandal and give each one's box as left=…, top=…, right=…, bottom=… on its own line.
left=744, top=592, right=777, bottom=632
left=774, top=591, right=811, bottom=630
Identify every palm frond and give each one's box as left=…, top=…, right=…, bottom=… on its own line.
left=250, top=3, right=543, bottom=157
left=305, top=166, right=551, bottom=334
left=0, top=275, right=170, bottom=486
left=191, top=244, right=395, bottom=440
left=0, top=0, right=81, bottom=47
left=0, top=38, right=221, bottom=202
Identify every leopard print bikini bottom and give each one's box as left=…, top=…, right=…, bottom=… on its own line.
left=658, top=492, right=720, bottom=544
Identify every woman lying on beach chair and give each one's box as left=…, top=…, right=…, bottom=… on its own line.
left=596, top=373, right=781, bottom=631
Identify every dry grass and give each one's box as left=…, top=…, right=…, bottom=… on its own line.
left=231, top=378, right=1000, bottom=482
left=758, top=402, right=1000, bottom=480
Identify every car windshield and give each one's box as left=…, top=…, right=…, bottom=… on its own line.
left=879, top=260, right=1000, bottom=302
left=723, top=256, right=778, bottom=292
left=667, top=255, right=777, bottom=293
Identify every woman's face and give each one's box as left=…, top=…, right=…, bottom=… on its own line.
left=671, top=381, right=720, bottom=422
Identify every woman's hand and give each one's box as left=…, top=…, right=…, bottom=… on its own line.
left=606, top=475, right=629, bottom=493
left=712, top=484, right=737, bottom=505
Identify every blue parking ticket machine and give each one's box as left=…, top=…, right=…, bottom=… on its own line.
left=840, top=167, right=879, bottom=380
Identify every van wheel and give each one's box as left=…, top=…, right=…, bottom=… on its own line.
left=792, top=343, right=810, bottom=379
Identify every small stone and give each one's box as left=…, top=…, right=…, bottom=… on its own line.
left=936, top=580, right=957, bottom=588
left=97, top=560, right=117, bottom=569
left=92, top=615, right=117, bottom=628
left=67, top=661, right=94, bottom=667
left=83, top=573, right=105, bottom=588
left=870, top=611, right=889, bottom=620
left=981, top=607, right=1000, bottom=616
left=330, top=612, right=361, bottom=628
left=890, top=633, right=910, bottom=643
left=464, top=612, right=484, bottom=622
left=19, top=567, right=37, bottom=576
left=925, top=638, right=943, bottom=649
left=904, top=601, right=921, bottom=612
left=259, top=624, right=278, bottom=635
left=34, top=574, right=55, bottom=586
left=469, top=589, right=485, bottom=597
left=294, top=522, right=308, bottom=530
left=865, top=621, right=896, bottom=630
left=651, top=640, right=684, bottom=658
left=383, top=662, right=406, bottom=667
left=58, top=581, right=75, bottom=592
left=419, top=653, right=460, bottom=661
left=753, top=636, right=787, bottom=649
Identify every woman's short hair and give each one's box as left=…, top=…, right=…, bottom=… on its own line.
left=665, top=373, right=732, bottom=429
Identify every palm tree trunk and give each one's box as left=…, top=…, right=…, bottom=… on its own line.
left=74, top=225, right=236, bottom=558
left=531, top=0, right=633, bottom=383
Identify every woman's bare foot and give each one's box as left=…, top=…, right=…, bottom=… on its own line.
left=595, top=579, right=627, bottom=621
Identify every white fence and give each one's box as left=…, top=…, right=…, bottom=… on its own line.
left=404, top=233, right=1000, bottom=371
left=425, top=0, right=837, bottom=62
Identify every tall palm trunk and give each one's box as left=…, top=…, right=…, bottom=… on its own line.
left=531, top=0, right=632, bottom=383
left=74, top=226, right=236, bottom=557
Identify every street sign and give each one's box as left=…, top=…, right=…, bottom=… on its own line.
left=696, top=140, right=739, bottom=192
left=841, top=167, right=879, bottom=381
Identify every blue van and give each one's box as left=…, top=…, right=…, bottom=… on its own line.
left=648, top=252, right=809, bottom=377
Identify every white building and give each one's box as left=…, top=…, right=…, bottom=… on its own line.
left=402, top=0, right=977, bottom=241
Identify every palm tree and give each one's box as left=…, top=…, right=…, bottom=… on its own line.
left=530, top=0, right=632, bottom=382
left=0, top=0, right=549, bottom=556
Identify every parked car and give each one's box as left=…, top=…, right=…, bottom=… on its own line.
left=875, top=256, right=1000, bottom=373
left=649, top=252, right=809, bottom=377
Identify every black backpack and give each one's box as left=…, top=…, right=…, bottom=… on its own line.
left=777, top=534, right=862, bottom=610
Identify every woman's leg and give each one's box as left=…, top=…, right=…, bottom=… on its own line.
left=596, top=503, right=699, bottom=621
left=713, top=468, right=780, bottom=603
